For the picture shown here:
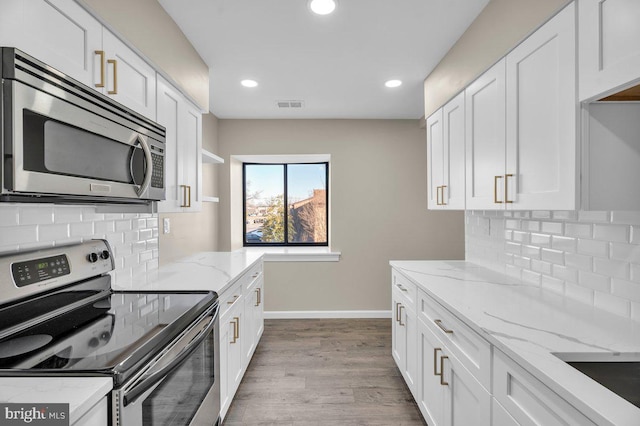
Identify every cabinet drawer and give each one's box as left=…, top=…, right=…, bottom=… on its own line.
left=243, top=262, right=263, bottom=292
left=493, top=350, right=597, bottom=426
left=418, top=289, right=491, bottom=390
left=392, top=270, right=417, bottom=309
left=220, top=280, right=243, bottom=319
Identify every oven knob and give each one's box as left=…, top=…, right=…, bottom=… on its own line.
left=100, top=250, right=110, bottom=260
left=88, top=337, right=100, bottom=347
left=87, top=252, right=99, bottom=263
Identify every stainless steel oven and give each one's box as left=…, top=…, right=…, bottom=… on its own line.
left=1, top=47, right=166, bottom=204
left=0, top=240, right=220, bottom=426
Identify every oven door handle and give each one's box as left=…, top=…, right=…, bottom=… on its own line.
left=122, top=308, right=218, bottom=407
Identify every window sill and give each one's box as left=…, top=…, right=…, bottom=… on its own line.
left=238, top=247, right=341, bottom=262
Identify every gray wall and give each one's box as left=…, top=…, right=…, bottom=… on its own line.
left=217, top=119, right=465, bottom=312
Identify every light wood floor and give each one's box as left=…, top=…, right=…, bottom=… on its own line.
left=223, top=319, right=427, bottom=426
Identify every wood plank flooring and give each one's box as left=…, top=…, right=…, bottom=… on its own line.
left=223, top=319, right=426, bottom=426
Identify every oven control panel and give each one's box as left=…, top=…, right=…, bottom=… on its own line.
left=11, top=254, right=70, bottom=287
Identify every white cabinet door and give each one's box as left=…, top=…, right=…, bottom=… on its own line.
left=242, top=285, right=257, bottom=369
left=102, top=30, right=156, bottom=120
left=179, top=101, right=203, bottom=211
left=505, top=3, right=577, bottom=210
left=219, top=312, right=231, bottom=419
left=418, top=319, right=445, bottom=426
left=465, top=59, right=506, bottom=210
left=253, top=276, right=264, bottom=344
left=492, top=398, right=520, bottom=426
left=157, top=76, right=203, bottom=213
left=442, top=92, right=466, bottom=210
left=391, top=292, right=406, bottom=374
left=220, top=303, right=244, bottom=420
left=404, top=303, right=417, bottom=396
left=442, top=351, right=491, bottom=426
left=427, top=109, right=444, bottom=209
left=7, top=0, right=102, bottom=87
left=579, top=0, right=640, bottom=101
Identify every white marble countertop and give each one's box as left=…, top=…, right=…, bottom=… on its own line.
left=114, top=251, right=263, bottom=294
left=390, top=260, right=640, bottom=426
left=0, top=377, right=112, bottom=424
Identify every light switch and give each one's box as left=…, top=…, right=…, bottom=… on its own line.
left=163, top=218, right=171, bottom=234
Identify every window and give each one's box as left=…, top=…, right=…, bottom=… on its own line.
left=243, top=163, right=328, bottom=246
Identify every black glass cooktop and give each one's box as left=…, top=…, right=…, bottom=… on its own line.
left=0, top=287, right=216, bottom=385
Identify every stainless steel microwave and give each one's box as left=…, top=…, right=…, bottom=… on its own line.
left=1, top=47, right=166, bottom=205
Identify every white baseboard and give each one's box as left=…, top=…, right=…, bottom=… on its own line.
left=264, top=310, right=392, bottom=319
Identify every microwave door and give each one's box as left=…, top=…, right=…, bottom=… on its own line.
left=8, top=80, right=146, bottom=200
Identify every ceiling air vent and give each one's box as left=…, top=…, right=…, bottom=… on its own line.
left=277, top=100, right=305, bottom=109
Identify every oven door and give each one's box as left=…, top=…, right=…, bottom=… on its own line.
left=4, top=79, right=163, bottom=201
left=114, top=307, right=220, bottom=426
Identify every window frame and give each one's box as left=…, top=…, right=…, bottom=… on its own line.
left=242, top=162, right=329, bottom=247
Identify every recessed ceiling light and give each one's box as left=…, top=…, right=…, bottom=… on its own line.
left=241, top=79, right=258, bottom=88
left=385, top=80, right=402, bottom=88
left=309, top=0, right=336, bottom=15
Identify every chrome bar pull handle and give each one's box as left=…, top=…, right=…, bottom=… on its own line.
left=440, top=356, right=449, bottom=386
left=434, top=319, right=453, bottom=334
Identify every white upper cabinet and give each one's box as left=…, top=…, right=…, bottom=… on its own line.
left=21, top=0, right=102, bottom=87
left=1, top=0, right=156, bottom=121
left=465, top=3, right=576, bottom=211
left=505, top=2, right=577, bottom=210
left=579, top=0, right=640, bottom=101
left=465, top=59, right=506, bottom=210
left=100, top=30, right=157, bottom=120
left=157, top=76, right=203, bottom=213
left=427, top=93, right=466, bottom=210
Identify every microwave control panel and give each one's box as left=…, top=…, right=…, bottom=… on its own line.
left=11, top=254, right=70, bottom=287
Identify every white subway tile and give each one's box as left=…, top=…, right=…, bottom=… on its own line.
left=530, top=233, right=551, bottom=247
left=577, top=239, right=609, bottom=258
left=147, top=258, right=159, bottom=271
left=505, top=242, right=521, bottom=255
left=146, top=217, right=158, bottom=228
left=513, top=256, right=531, bottom=269
left=95, top=221, right=115, bottom=236
left=123, top=254, right=138, bottom=269
left=551, top=236, right=576, bottom=252
left=505, top=219, right=520, bottom=230
left=532, top=211, right=552, bottom=219
left=541, top=275, right=564, bottom=294
left=132, top=241, right=146, bottom=253
left=115, top=220, right=132, bottom=232
left=512, top=231, right=529, bottom=244
left=612, top=278, right=640, bottom=303
left=131, top=219, right=147, bottom=230
left=152, top=228, right=159, bottom=239
left=38, top=224, right=69, bottom=242
left=123, top=230, right=140, bottom=244
left=104, top=213, right=124, bottom=220
left=521, top=269, right=541, bottom=286
left=553, top=211, right=578, bottom=220
left=139, top=229, right=153, bottom=241
left=564, top=282, right=594, bottom=305
left=0, top=206, right=19, bottom=227
left=631, top=264, right=640, bottom=283
left=578, top=271, right=611, bottom=292
left=611, top=211, right=640, bottom=225
left=524, top=221, right=540, bottom=232
left=81, top=207, right=102, bottom=222
left=505, top=264, right=521, bottom=280
left=113, top=243, right=132, bottom=258
left=53, top=206, right=83, bottom=223
left=541, top=222, right=564, bottom=235
left=146, top=238, right=158, bottom=250
left=531, top=259, right=552, bottom=275
left=70, top=222, right=94, bottom=238
left=565, top=253, right=592, bottom=271
left=594, top=291, right=631, bottom=318
left=593, top=258, right=629, bottom=280
left=565, top=223, right=592, bottom=239
left=522, top=245, right=541, bottom=259
left=578, top=211, right=610, bottom=223
left=513, top=211, right=531, bottom=219
left=631, top=226, right=640, bottom=245
left=541, top=248, right=564, bottom=264
left=106, top=233, right=124, bottom=245
left=593, top=224, right=630, bottom=243
left=53, top=237, right=82, bottom=247
left=552, top=264, right=578, bottom=283
left=139, top=250, right=153, bottom=263
left=20, top=206, right=53, bottom=225
left=504, top=230, right=513, bottom=240
left=610, top=243, right=640, bottom=264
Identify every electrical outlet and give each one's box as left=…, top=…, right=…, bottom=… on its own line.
left=163, top=218, right=171, bottom=234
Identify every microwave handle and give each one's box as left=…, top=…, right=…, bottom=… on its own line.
left=132, top=135, right=153, bottom=198
left=122, top=308, right=218, bottom=407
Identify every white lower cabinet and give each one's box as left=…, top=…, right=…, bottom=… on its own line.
left=392, top=267, right=598, bottom=426
left=219, top=261, right=264, bottom=422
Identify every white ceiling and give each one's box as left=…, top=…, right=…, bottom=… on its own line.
left=158, top=0, right=490, bottom=119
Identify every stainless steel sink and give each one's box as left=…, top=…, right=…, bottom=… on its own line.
left=554, top=353, right=640, bottom=409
